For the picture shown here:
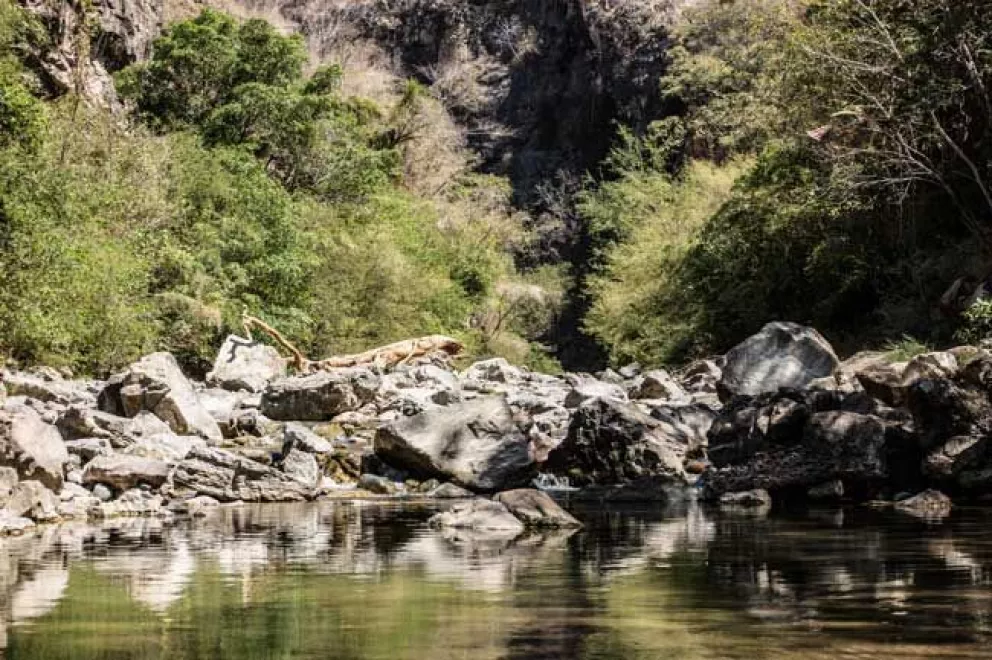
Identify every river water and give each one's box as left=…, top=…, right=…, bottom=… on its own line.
left=1, top=500, right=991, bottom=659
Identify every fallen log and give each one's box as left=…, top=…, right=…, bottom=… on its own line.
left=241, top=312, right=463, bottom=373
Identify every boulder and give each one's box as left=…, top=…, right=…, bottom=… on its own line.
left=718, top=489, right=771, bottom=508
left=374, top=396, right=534, bottom=492
left=0, top=405, right=69, bottom=490
left=281, top=448, right=320, bottom=490
left=718, top=322, right=839, bottom=400
left=563, top=378, right=627, bottom=408
left=494, top=489, right=582, bottom=528
left=649, top=403, right=717, bottom=458
left=544, top=398, right=689, bottom=499
left=0, top=370, right=94, bottom=406
left=428, top=499, right=525, bottom=535
left=0, top=466, right=17, bottom=507
left=807, top=479, right=845, bottom=501
left=0, top=511, right=35, bottom=536
left=427, top=482, right=474, bottom=498
left=922, top=436, right=987, bottom=480
left=357, top=473, right=399, bottom=495
left=629, top=370, right=689, bottom=402
left=57, top=406, right=173, bottom=448
left=89, top=489, right=170, bottom=518
left=5, top=480, right=60, bottom=522
left=680, top=359, right=722, bottom=394
left=82, top=454, right=172, bottom=491
left=894, top=489, right=952, bottom=519
left=261, top=368, right=380, bottom=421
left=283, top=423, right=335, bottom=454
left=124, top=433, right=203, bottom=462
left=64, top=437, right=113, bottom=462
left=461, top=358, right=523, bottom=384
left=207, top=335, right=287, bottom=393
left=171, top=446, right=311, bottom=502
left=98, top=353, right=222, bottom=443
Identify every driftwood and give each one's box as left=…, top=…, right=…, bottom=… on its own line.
left=241, top=312, right=463, bottom=373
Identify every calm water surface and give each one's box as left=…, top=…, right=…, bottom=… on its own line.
left=1, top=499, right=991, bottom=659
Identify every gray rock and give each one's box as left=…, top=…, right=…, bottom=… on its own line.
left=461, top=358, right=523, bottom=384
left=494, top=489, right=582, bottom=528
left=283, top=423, right=335, bottom=454
left=719, top=489, right=771, bottom=508
left=282, top=449, right=320, bottom=490
left=0, top=511, right=35, bottom=535
left=261, top=368, right=380, bottom=421
left=207, top=335, right=287, bottom=393
left=719, top=322, right=839, bottom=400
left=58, top=406, right=173, bottom=448
left=171, top=446, right=311, bottom=502
left=5, top=480, right=60, bottom=522
left=92, top=483, right=113, bottom=501
left=98, top=353, right=222, bottom=443
left=0, top=370, right=94, bottom=406
left=808, top=479, right=845, bottom=501
left=894, top=489, right=952, bottom=519
left=374, top=396, right=534, bottom=492
left=629, top=370, right=689, bottom=402
left=82, top=454, right=172, bottom=491
left=426, top=482, right=474, bottom=498
left=90, top=489, right=170, bottom=519
left=358, top=473, right=399, bottom=495
left=428, top=499, right=525, bottom=535
left=124, top=433, right=203, bottom=462
left=564, top=378, right=628, bottom=408
left=0, top=466, right=18, bottom=507
left=923, top=436, right=987, bottom=480
left=64, top=437, right=113, bottom=462
left=0, top=405, right=69, bottom=490
left=680, top=359, right=722, bottom=394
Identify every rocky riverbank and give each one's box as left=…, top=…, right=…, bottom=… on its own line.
left=1, top=321, right=990, bottom=534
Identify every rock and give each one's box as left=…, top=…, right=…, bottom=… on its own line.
left=98, top=353, right=222, bottom=443
left=124, top=433, right=203, bottom=462
left=64, top=437, right=113, bottom=462
left=563, top=378, right=628, bottom=408
left=718, top=489, right=772, bottom=508
left=169, top=495, right=220, bottom=517
left=494, top=489, right=582, bottom=528
left=894, top=489, right=952, bottom=519
left=5, top=480, right=60, bottom=522
left=461, top=358, right=523, bottom=384
left=680, top=359, right=722, bottom=394
left=544, top=398, right=689, bottom=499
left=56, top=483, right=100, bottom=519
left=907, top=376, right=992, bottom=451
left=0, top=466, right=18, bottom=507
left=0, top=511, right=35, bottom=536
left=57, top=406, right=173, bottom=448
left=92, top=483, right=113, bottom=501
left=198, top=388, right=244, bottom=438
left=374, top=396, right=534, bottom=492
left=629, top=370, right=689, bottom=402
left=428, top=499, right=525, bottom=535
left=718, top=322, right=839, bottom=400
left=649, top=403, right=717, bottom=459
left=357, top=473, right=398, bottom=495
left=171, top=447, right=311, bottom=502
left=207, top=335, right=287, bottom=393
left=426, top=482, right=474, bottom=498
left=0, top=405, right=69, bottom=490
left=703, top=411, right=887, bottom=500
left=807, top=479, right=845, bottom=501
left=923, top=436, right=987, bottom=480
left=82, top=454, right=172, bottom=491
left=0, top=370, right=94, bottom=406
left=261, top=369, right=380, bottom=421
left=89, top=489, right=170, bottom=518
left=281, top=449, right=320, bottom=490
left=283, top=423, right=335, bottom=454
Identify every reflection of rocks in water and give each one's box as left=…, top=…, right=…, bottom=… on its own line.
left=96, top=540, right=196, bottom=612
left=10, top=567, right=69, bottom=623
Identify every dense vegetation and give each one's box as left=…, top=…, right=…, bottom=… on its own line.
left=582, top=0, right=992, bottom=365
left=0, top=5, right=560, bottom=375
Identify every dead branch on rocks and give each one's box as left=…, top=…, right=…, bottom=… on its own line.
left=241, top=311, right=464, bottom=373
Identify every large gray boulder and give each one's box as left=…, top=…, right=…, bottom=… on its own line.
left=494, top=489, right=582, bottom=528
left=261, top=368, right=380, bottom=421
left=98, top=353, right=222, bottom=443
left=57, top=406, right=173, bottom=448
left=82, top=454, right=172, bottom=491
left=0, top=405, right=69, bottom=490
left=207, top=335, right=287, bottom=393
left=544, top=398, right=689, bottom=498
left=1, top=370, right=95, bottom=406
left=5, top=480, right=60, bottom=522
left=428, top=499, right=525, bottom=535
left=171, top=446, right=311, bottom=502
left=374, top=396, right=534, bottom=492
left=281, top=448, right=320, bottom=490
left=719, top=322, right=839, bottom=400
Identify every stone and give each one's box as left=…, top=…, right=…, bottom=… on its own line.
left=169, top=495, right=220, bottom=517
left=0, top=405, right=69, bottom=490
left=923, top=436, right=987, bottom=480
left=64, top=437, right=113, bottom=462
left=807, top=479, right=845, bottom=501
left=171, top=447, right=311, bottom=502
left=461, top=358, right=523, bottom=384
left=426, top=482, right=474, bottom=498
left=629, top=370, right=689, bottom=402
left=207, top=335, right=287, bottom=393
left=358, top=473, right=399, bottom=495
left=98, top=353, right=222, bottom=443
left=57, top=406, right=173, bottom=448
left=5, top=480, right=60, bottom=522
left=124, top=433, right=203, bottom=462
left=283, top=423, right=335, bottom=455
left=0, top=466, right=18, bottom=507
left=92, top=483, right=113, bottom=501
left=0, top=370, right=94, bottom=406
left=261, top=369, right=380, bottom=421
left=563, top=378, right=628, bottom=408
left=428, top=499, right=525, bottom=535
left=494, top=489, right=582, bottom=528
left=82, top=454, right=172, bottom=491
left=649, top=403, right=717, bottom=458
left=374, top=396, right=534, bottom=492
left=0, top=511, right=35, bottom=536
left=281, top=448, right=320, bottom=490
left=718, top=322, right=839, bottom=400
left=894, top=489, right=952, bottom=519
left=680, top=359, right=722, bottom=394
left=90, top=489, right=170, bottom=518
left=198, top=388, right=244, bottom=438
left=718, top=489, right=772, bottom=508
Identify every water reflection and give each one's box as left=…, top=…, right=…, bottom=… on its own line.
left=0, top=500, right=990, bottom=659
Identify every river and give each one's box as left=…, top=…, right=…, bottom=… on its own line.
left=0, top=500, right=990, bottom=659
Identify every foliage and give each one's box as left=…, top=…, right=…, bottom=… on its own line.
left=884, top=335, right=933, bottom=362
left=955, top=300, right=992, bottom=346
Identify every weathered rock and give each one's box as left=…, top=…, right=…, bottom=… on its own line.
left=923, top=436, right=987, bottom=480
left=426, top=482, right=474, bottom=498
left=718, top=322, right=839, bottom=400
left=171, top=447, right=311, bottom=502
left=649, top=403, right=717, bottom=459
left=357, top=473, right=399, bottom=495
left=718, top=489, right=771, bottom=508
left=92, top=483, right=113, bottom=501
left=124, top=433, right=203, bottom=462
left=629, top=370, right=689, bottom=402
left=207, top=335, right=287, bottom=393
left=894, top=489, right=952, bottom=519
left=82, top=454, right=172, bottom=491
left=461, top=358, right=523, bottom=384
left=89, top=489, right=170, bottom=518
left=0, top=511, right=35, bottom=535
left=0, top=405, right=69, bottom=490
left=98, top=353, right=222, bottom=443
left=0, top=466, right=17, bottom=507
left=0, top=370, right=94, bottom=406
left=907, top=376, right=992, bottom=451
left=169, top=494, right=220, bottom=517
left=428, top=499, right=525, bottom=535
left=544, top=398, right=689, bottom=499
left=680, top=359, right=722, bottom=394
left=281, top=448, right=320, bottom=490
left=494, top=489, right=582, bottom=528
left=563, top=378, right=628, bottom=408
left=57, top=406, right=173, bottom=448
left=807, top=479, right=845, bottom=501
left=261, top=369, right=380, bottom=421
left=374, top=396, right=534, bottom=492
left=64, top=437, right=113, bottom=462
left=283, top=423, right=335, bottom=454
left=5, top=480, right=60, bottom=522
